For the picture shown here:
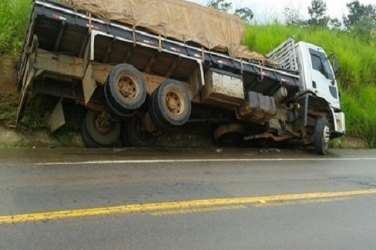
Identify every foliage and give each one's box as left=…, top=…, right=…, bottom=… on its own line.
left=234, top=8, right=254, bottom=23
left=343, top=1, right=376, bottom=44
left=328, top=18, right=342, bottom=30
left=207, top=0, right=254, bottom=22
left=307, top=0, right=329, bottom=27
left=284, top=7, right=303, bottom=26
left=244, top=24, right=376, bottom=146
left=344, top=1, right=376, bottom=29
left=0, top=0, right=32, bottom=56
left=206, top=0, right=232, bottom=12
left=0, top=92, right=18, bottom=126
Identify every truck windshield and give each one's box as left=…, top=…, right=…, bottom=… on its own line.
left=310, top=49, right=334, bottom=80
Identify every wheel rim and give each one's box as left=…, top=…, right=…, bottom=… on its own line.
left=94, top=113, right=113, bottom=135
left=118, top=75, right=139, bottom=101
left=165, top=89, right=184, bottom=116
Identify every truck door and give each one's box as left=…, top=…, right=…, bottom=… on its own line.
left=309, top=48, right=340, bottom=109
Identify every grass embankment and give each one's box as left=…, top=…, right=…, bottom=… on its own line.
left=0, top=0, right=31, bottom=127
left=0, top=0, right=83, bottom=146
left=0, top=0, right=31, bottom=56
left=244, top=24, right=376, bottom=147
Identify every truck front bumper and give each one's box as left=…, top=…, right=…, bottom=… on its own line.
left=332, top=111, right=346, bottom=137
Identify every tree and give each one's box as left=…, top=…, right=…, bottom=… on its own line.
left=207, top=0, right=232, bottom=12
left=307, top=0, right=329, bottom=27
left=234, top=7, right=254, bottom=23
left=284, top=7, right=303, bottom=26
left=328, top=18, right=342, bottom=30
left=207, top=0, right=254, bottom=23
left=343, top=1, right=376, bottom=43
left=344, top=1, right=376, bottom=29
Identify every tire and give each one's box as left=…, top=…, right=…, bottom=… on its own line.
left=104, top=84, right=135, bottom=120
left=81, top=119, right=102, bottom=148
left=313, top=116, right=330, bottom=155
left=105, top=64, right=147, bottom=114
left=121, top=113, right=157, bottom=147
left=82, top=109, right=121, bottom=147
left=149, top=80, right=191, bottom=131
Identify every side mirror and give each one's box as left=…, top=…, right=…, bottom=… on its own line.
left=332, top=54, right=340, bottom=75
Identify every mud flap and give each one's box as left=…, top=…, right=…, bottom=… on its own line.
left=49, top=98, right=65, bottom=133
left=83, top=63, right=97, bottom=105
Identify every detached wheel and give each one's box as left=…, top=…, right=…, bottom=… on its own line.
left=149, top=80, right=191, bottom=131
left=105, top=64, right=147, bottom=115
left=82, top=110, right=121, bottom=147
left=313, top=116, right=330, bottom=155
left=121, top=113, right=157, bottom=147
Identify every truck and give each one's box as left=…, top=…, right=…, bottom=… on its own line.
left=16, top=0, right=346, bottom=155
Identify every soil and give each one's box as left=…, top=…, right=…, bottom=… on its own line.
left=0, top=55, right=18, bottom=94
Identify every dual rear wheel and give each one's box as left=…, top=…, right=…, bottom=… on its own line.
left=82, top=64, right=191, bottom=147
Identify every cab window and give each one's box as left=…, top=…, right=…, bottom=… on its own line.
left=310, top=49, right=334, bottom=80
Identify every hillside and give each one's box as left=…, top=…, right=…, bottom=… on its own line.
left=0, top=0, right=375, bottom=147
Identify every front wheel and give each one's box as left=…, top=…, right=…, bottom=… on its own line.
left=313, top=117, right=330, bottom=155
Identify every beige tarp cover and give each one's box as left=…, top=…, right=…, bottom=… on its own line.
left=61, top=0, right=266, bottom=61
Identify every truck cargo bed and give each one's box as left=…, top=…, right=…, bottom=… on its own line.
left=21, top=1, right=300, bottom=97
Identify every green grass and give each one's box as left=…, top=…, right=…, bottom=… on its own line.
left=0, top=0, right=32, bottom=57
left=0, top=92, right=18, bottom=125
left=244, top=24, right=376, bottom=147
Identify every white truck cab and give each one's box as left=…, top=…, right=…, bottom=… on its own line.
left=296, top=42, right=341, bottom=110
left=295, top=42, right=346, bottom=151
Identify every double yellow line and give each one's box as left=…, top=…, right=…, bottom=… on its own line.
left=1, top=189, right=376, bottom=225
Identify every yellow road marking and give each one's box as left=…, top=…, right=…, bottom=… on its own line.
left=150, top=205, right=246, bottom=217
left=1, top=189, right=376, bottom=225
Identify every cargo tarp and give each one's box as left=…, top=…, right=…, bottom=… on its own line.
left=61, top=0, right=266, bottom=61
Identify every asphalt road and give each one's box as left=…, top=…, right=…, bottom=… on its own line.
left=0, top=148, right=376, bottom=250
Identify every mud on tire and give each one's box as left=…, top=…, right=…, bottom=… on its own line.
left=81, top=109, right=121, bottom=147
left=149, top=80, right=191, bottom=131
left=105, top=64, right=147, bottom=117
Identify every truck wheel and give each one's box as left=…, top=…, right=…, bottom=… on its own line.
left=149, top=80, right=191, bottom=131
left=313, top=116, right=330, bottom=155
left=104, top=84, right=135, bottom=120
left=214, top=124, right=245, bottom=147
left=82, top=110, right=121, bottom=147
left=81, top=120, right=102, bottom=148
left=105, top=64, right=147, bottom=114
left=121, top=113, right=157, bottom=147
